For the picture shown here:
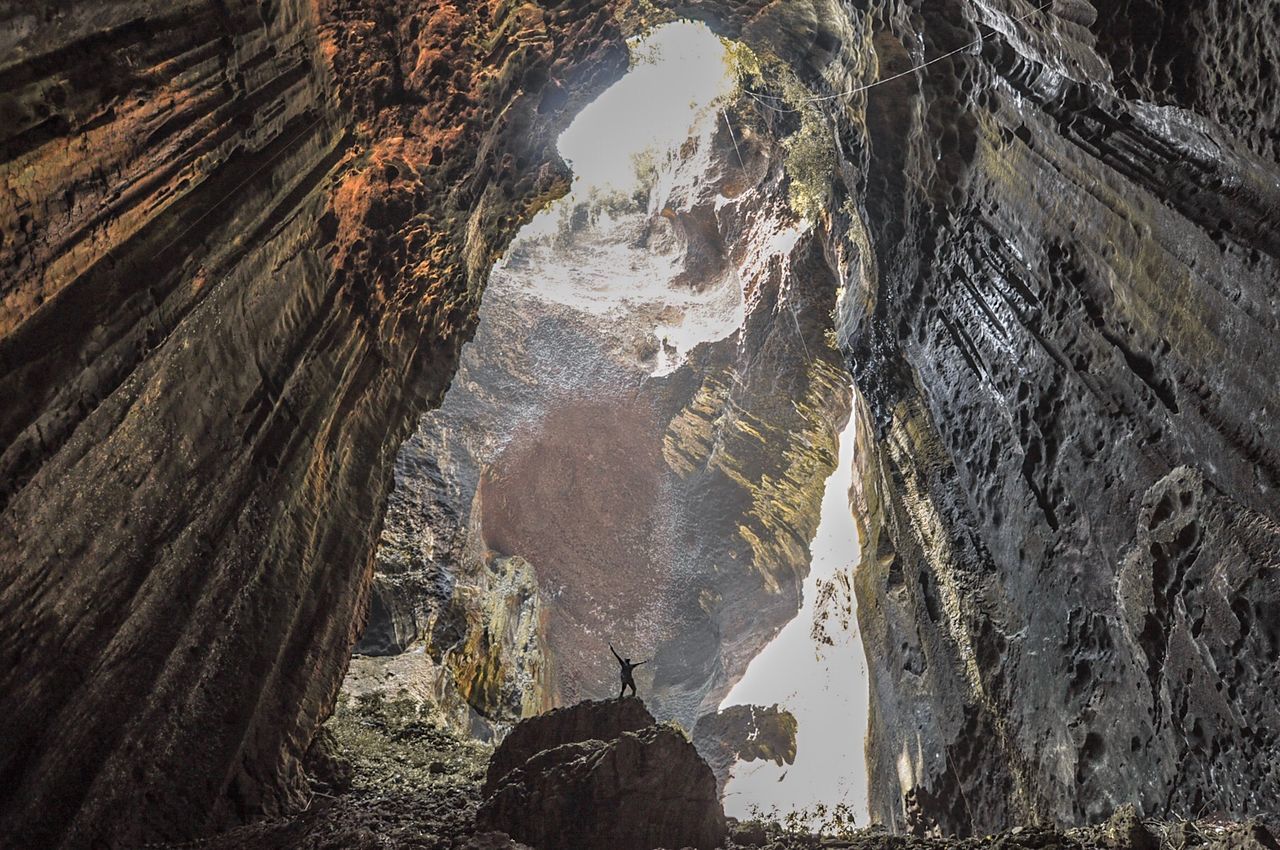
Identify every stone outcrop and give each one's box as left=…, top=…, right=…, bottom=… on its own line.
left=483, top=697, right=656, bottom=796
left=2, top=0, right=1279, bottom=844
left=477, top=698, right=726, bottom=850
left=692, top=703, right=798, bottom=795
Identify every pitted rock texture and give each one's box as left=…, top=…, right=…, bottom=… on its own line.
left=3, top=0, right=1279, bottom=844
left=477, top=699, right=726, bottom=850
left=841, top=0, right=1280, bottom=835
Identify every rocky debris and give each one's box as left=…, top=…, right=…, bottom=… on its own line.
left=693, top=704, right=798, bottom=794
left=477, top=700, right=726, bottom=850
left=148, top=696, right=1280, bottom=850
left=150, top=704, right=1280, bottom=850
left=326, top=691, right=492, bottom=800
left=716, top=818, right=1280, bottom=850
left=151, top=690, right=493, bottom=849
left=1101, top=806, right=1158, bottom=850
left=342, top=652, right=500, bottom=741
left=304, top=729, right=354, bottom=797
left=730, top=817, right=771, bottom=847
left=460, top=833, right=533, bottom=850
left=483, top=697, right=655, bottom=795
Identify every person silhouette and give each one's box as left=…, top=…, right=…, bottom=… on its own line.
left=610, top=643, right=648, bottom=699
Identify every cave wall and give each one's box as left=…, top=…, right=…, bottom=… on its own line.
left=351, top=109, right=852, bottom=735
left=0, top=1, right=628, bottom=846
left=2, top=0, right=1278, bottom=845
left=839, top=0, right=1280, bottom=835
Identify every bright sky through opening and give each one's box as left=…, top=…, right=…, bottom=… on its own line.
left=557, top=21, right=735, bottom=196
left=721, top=412, right=870, bottom=826
left=513, top=22, right=872, bottom=821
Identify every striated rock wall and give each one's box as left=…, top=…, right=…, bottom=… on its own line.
left=0, top=1, right=629, bottom=846
left=838, top=0, right=1280, bottom=835
left=2, top=0, right=1278, bottom=844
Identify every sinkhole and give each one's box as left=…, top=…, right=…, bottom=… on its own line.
left=348, top=19, right=870, bottom=826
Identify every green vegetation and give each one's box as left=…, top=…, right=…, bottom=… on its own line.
left=738, top=802, right=863, bottom=848
left=783, top=118, right=837, bottom=223
left=326, top=691, right=491, bottom=796
left=720, top=39, right=837, bottom=222
left=630, top=146, right=662, bottom=206
left=660, top=718, right=693, bottom=742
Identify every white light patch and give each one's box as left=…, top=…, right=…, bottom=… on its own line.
left=503, top=21, right=748, bottom=378
left=719, top=412, right=871, bottom=827
left=559, top=21, right=736, bottom=195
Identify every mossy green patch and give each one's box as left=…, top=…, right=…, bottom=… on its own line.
left=326, top=691, right=493, bottom=797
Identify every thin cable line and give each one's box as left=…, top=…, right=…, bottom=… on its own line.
left=744, top=0, right=1057, bottom=113
left=721, top=109, right=747, bottom=172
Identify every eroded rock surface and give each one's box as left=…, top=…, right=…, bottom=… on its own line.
left=840, top=0, right=1280, bottom=833
left=483, top=697, right=656, bottom=796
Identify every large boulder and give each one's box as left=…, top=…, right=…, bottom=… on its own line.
left=482, top=697, right=655, bottom=795
left=477, top=699, right=726, bottom=850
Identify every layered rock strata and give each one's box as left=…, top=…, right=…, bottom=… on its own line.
left=0, top=2, right=629, bottom=846
left=839, top=1, right=1280, bottom=834
left=1, top=0, right=1278, bottom=844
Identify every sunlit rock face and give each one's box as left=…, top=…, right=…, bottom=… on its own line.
left=2, top=0, right=1278, bottom=845
left=354, top=106, right=851, bottom=733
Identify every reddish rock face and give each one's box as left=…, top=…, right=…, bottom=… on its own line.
left=0, top=1, right=630, bottom=846
left=478, top=397, right=675, bottom=678
left=2, top=0, right=1279, bottom=845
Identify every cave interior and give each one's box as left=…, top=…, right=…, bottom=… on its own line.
left=1, top=0, right=1278, bottom=848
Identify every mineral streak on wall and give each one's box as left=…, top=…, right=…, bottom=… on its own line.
left=1, top=0, right=1278, bottom=846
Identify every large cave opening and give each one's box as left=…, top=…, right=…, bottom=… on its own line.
left=345, top=18, right=871, bottom=826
